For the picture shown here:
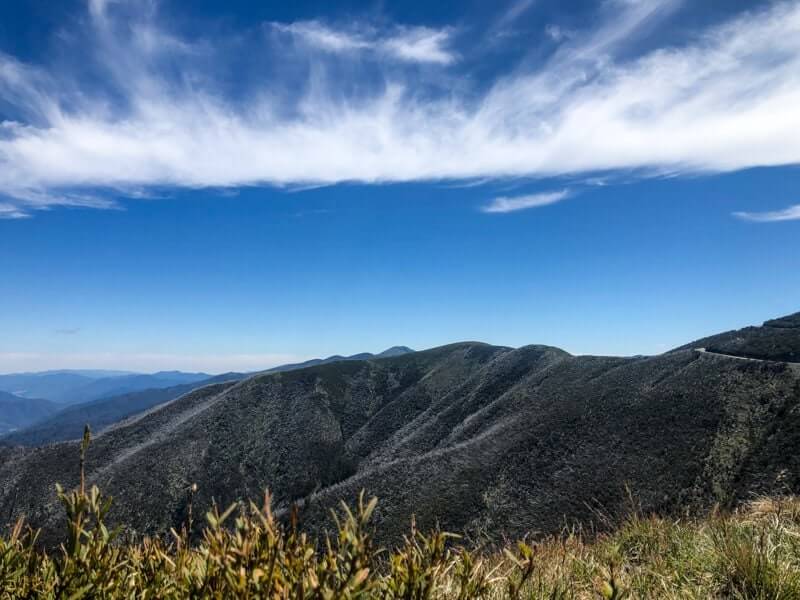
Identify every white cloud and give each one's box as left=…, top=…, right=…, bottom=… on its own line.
left=271, top=21, right=456, bottom=64
left=544, top=24, right=570, bottom=42
left=0, top=352, right=307, bottom=374
left=733, top=204, right=800, bottom=223
left=0, top=1, right=800, bottom=216
left=271, top=21, right=371, bottom=53
left=0, top=203, right=30, bottom=219
left=483, top=0, right=537, bottom=44
left=381, top=26, right=456, bottom=65
left=496, top=0, right=536, bottom=30
left=481, top=190, right=570, bottom=213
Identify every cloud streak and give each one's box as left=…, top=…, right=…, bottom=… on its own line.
left=271, top=21, right=457, bottom=64
left=733, top=204, right=800, bottom=223
left=0, top=1, right=800, bottom=216
left=0, top=203, right=29, bottom=219
left=481, top=190, right=569, bottom=213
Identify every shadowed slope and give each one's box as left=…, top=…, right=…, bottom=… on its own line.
left=0, top=344, right=502, bottom=540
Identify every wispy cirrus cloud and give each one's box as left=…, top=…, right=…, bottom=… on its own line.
left=733, top=204, right=800, bottom=223
left=0, top=203, right=30, bottom=219
left=481, top=190, right=570, bottom=213
left=486, top=0, right=536, bottom=40
left=271, top=21, right=369, bottom=52
left=270, top=21, right=457, bottom=64
left=1, top=0, right=800, bottom=217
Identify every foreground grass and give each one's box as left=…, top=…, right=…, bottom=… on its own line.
left=1, top=430, right=799, bottom=598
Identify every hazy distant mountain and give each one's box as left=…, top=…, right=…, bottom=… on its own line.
left=1, top=315, right=798, bottom=546
left=1, top=385, right=195, bottom=446
left=53, top=372, right=212, bottom=405
left=0, top=391, right=58, bottom=434
left=0, top=370, right=211, bottom=405
left=0, top=373, right=95, bottom=402
left=29, top=369, right=138, bottom=378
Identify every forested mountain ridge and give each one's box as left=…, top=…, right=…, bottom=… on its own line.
left=0, top=314, right=798, bottom=547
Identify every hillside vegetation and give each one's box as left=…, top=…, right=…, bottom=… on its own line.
left=1, top=314, right=798, bottom=552
left=674, top=312, right=800, bottom=362
left=1, top=435, right=799, bottom=599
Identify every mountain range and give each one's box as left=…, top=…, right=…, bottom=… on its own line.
left=0, top=347, right=415, bottom=446
left=0, top=370, right=212, bottom=405
left=0, top=317, right=797, bottom=547
left=265, top=346, right=415, bottom=373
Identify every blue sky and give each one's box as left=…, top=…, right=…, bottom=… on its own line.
left=1, top=0, right=799, bottom=373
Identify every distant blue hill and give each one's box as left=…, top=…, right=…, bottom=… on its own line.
left=0, top=373, right=95, bottom=402
left=26, top=369, right=138, bottom=378
left=0, top=391, right=58, bottom=435
left=0, top=371, right=211, bottom=405
left=53, top=372, right=212, bottom=405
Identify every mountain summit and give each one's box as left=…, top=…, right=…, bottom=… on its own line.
left=376, top=346, right=415, bottom=358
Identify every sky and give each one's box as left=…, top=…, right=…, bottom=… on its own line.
left=1, top=0, right=799, bottom=373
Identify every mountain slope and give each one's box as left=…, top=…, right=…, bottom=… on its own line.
left=0, top=344, right=505, bottom=539
left=0, top=392, right=58, bottom=434
left=0, top=317, right=798, bottom=547
left=673, top=311, right=800, bottom=362
left=1, top=349, right=413, bottom=448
